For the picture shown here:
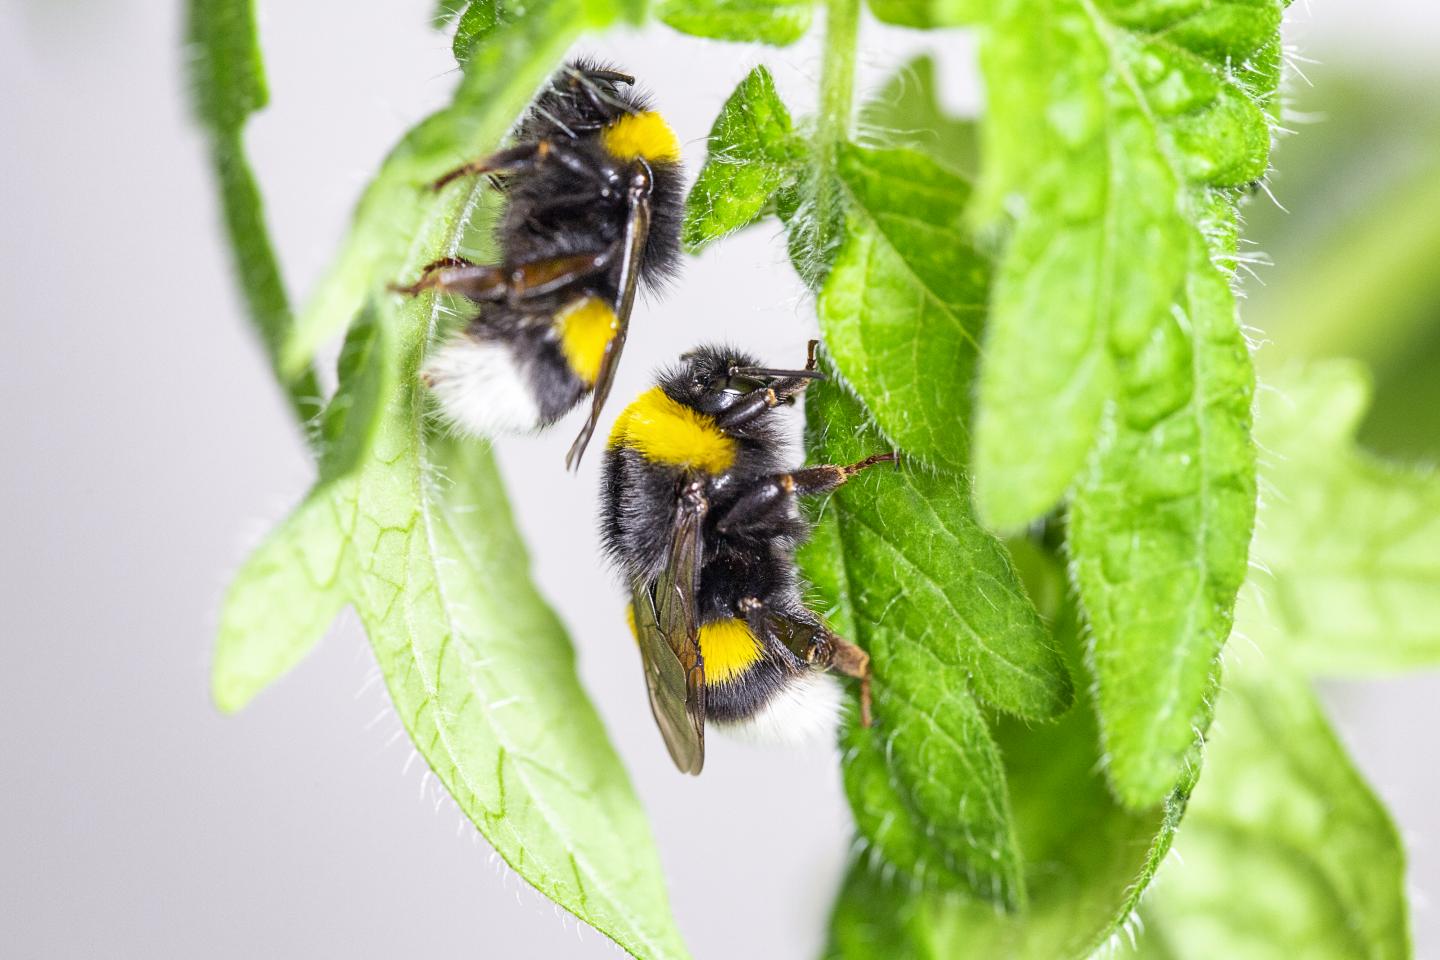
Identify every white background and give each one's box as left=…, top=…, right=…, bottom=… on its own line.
left=1, top=1, right=1436, bottom=957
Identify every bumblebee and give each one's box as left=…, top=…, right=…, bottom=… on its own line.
left=394, top=60, right=684, bottom=467
left=600, top=342, right=895, bottom=774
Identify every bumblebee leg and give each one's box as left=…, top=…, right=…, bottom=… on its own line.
left=714, top=342, right=827, bottom=430
left=388, top=261, right=506, bottom=298
left=737, top=597, right=873, bottom=728
left=824, top=635, right=873, bottom=728
left=790, top=452, right=899, bottom=496
left=430, top=139, right=612, bottom=191
left=714, top=453, right=898, bottom=534
left=390, top=247, right=616, bottom=301
left=713, top=376, right=817, bottom=429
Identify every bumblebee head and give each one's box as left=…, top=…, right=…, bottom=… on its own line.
left=561, top=59, right=643, bottom=124
left=663, top=344, right=823, bottom=416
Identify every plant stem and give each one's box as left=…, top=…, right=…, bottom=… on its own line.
left=818, top=0, right=861, bottom=148
left=813, top=0, right=861, bottom=255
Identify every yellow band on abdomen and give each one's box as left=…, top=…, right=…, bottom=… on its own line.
left=699, top=619, right=762, bottom=685
left=557, top=296, right=617, bottom=386
left=608, top=386, right=737, bottom=474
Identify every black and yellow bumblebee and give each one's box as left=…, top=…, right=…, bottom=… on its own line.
left=600, top=342, right=895, bottom=774
left=394, top=60, right=684, bottom=467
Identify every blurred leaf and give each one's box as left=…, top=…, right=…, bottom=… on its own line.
left=315, top=303, right=394, bottom=481
left=1261, top=162, right=1440, bottom=379
left=825, top=600, right=1189, bottom=959
left=452, top=0, right=504, bottom=62
left=683, top=65, right=802, bottom=252
left=1236, top=361, right=1440, bottom=674
left=972, top=0, right=1280, bottom=807
left=860, top=55, right=977, bottom=177
left=818, top=145, right=987, bottom=474
left=212, top=3, right=691, bottom=954
left=1242, top=71, right=1440, bottom=459
left=213, top=485, right=350, bottom=713
left=432, top=0, right=470, bottom=26
left=186, top=0, right=321, bottom=426
left=802, top=377, right=1071, bottom=908
left=221, top=192, right=691, bottom=960
left=659, top=0, right=812, bottom=44
left=866, top=0, right=977, bottom=28
left=214, top=306, right=392, bottom=710
left=1135, top=668, right=1411, bottom=959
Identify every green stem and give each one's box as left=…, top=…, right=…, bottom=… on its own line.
left=818, top=0, right=861, bottom=148
left=189, top=0, right=323, bottom=443
left=209, top=132, right=324, bottom=432
left=814, top=0, right=862, bottom=254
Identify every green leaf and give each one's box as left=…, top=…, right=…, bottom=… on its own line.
left=866, top=0, right=977, bottom=28
left=316, top=302, right=394, bottom=482
left=351, top=425, right=689, bottom=960
left=280, top=0, right=611, bottom=378
left=683, top=66, right=801, bottom=252
left=818, top=145, right=987, bottom=474
left=860, top=55, right=978, bottom=177
left=214, top=4, right=690, bottom=953
left=213, top=484, right=350, bottom=713
left=186, top=0, right=321, bottom=426
left=825, top=599, right=1190, bottom=959
left=214, top=306, right=393, bottom=711
left=971, top=0, right=1279, bottom=526
left=452, top=0, right=504, bottom=63
left=808, top=375, right=1072, bottom=720
left=1070, top=236, right=1257, bottom=808
left=1237, top=361, right=1440, bottom=674
left=802, top=377, right=1072, bottom=907
left=1135, top=668, right=1411, bottom=959
left=1239, top=74, right=1440, bottom=459
left=971, top=0, right=1279, bottom=807
left=223, top=191, right=689, bottom=958
left=432, top=0, right=470, bottom=27
left=659, top=0, right=812, bottom=44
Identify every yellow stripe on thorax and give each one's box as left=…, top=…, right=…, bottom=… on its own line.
left=699, top=619, right=762, bottom=685
left=601, top=111, right=681, bottom=163
left=608, top=387, right=737, bottom=474
left=556, top=296, right=616, bottom=385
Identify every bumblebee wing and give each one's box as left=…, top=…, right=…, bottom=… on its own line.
left=630, top=490, right=706, bottom=774
left=565, top=182, right=652, bottom=470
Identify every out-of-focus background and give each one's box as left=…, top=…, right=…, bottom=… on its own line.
left=1, top=2, right=1437, bottom=957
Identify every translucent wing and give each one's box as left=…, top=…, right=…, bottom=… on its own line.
left=565, top=170, right=653, bottom=470
left=629, top=483, right=707, bottom=774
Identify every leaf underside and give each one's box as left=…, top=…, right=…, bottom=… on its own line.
left=212, top=3, right=691, bottom=957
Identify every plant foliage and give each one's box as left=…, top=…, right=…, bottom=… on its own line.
left=193, top=0, right=1433, bottom=957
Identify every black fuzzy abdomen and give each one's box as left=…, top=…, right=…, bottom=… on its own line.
left=494, top=145, right=683, bottom=296
left=468, top=303, right=587, bottom=427
left=599, top=447, right=682, bottom=584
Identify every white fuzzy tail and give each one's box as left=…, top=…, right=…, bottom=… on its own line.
left=715, top=672, right=844, bottom=746
left=423, top=334, right=543, bottom=438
